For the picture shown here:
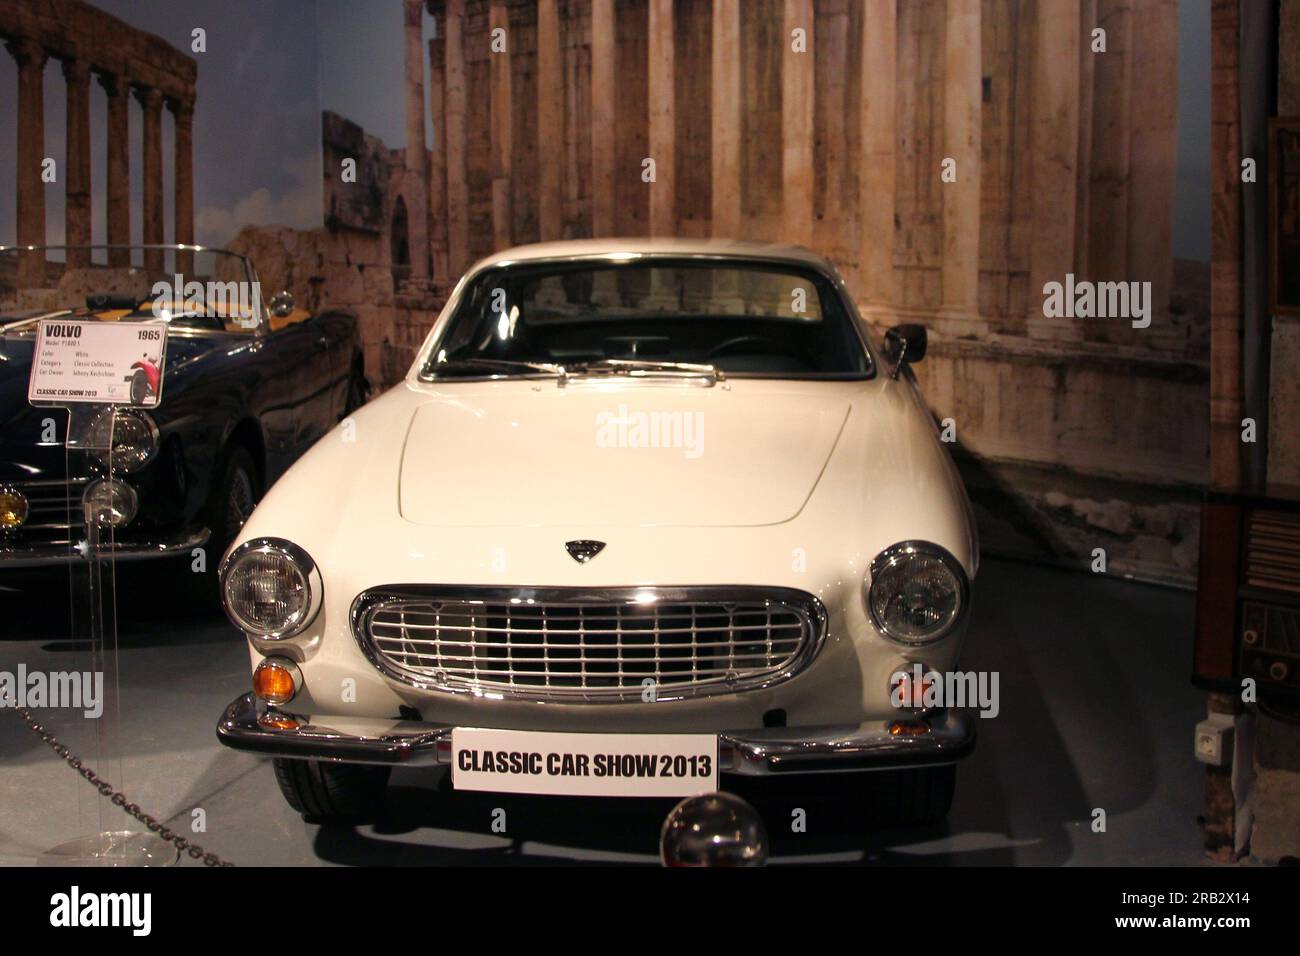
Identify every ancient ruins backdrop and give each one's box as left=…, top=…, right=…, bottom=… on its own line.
left=2, top=0, right=1234, bottom=587
left=291, top=0, right=1212, bottom=586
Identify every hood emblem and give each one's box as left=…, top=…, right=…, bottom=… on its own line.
left=565, top=540, right=606, bottom=564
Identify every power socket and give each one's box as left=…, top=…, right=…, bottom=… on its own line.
left=1194, top=713, right=1235, bottom=767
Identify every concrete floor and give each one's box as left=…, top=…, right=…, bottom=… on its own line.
left=0, top=555, right=1210, bottom=866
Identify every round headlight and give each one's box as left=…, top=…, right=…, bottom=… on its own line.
left=88, top=408, right=159, bottom=473
left=220, top=538, right=321, bottom=639
left=83, top=479, right=138, bottom=528
left=0, top=487, right=28, bottom=530
left=866, top=541, right=968, bottom=645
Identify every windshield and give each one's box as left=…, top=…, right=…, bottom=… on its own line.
left=423, top=259, right=874, bottom=380
left=0, top=246, right=263, bottom=334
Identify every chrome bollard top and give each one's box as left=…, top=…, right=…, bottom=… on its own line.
left=660, top=791, right=769, bottom=867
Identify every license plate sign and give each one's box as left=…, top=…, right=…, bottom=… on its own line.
left=451, top=728, right=718, bottom=797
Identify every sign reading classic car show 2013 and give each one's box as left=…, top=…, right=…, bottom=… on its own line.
left=27, top=319, right=167, bottom=407
left=451, top=728, right=718, bottom=798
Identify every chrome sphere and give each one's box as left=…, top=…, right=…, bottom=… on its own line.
left=659, top=792, right=768, bottom=867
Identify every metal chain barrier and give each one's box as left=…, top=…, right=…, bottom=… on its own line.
left=14, top=706, right=235, bottom=867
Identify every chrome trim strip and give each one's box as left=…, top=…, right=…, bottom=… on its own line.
left=214, top=692, right=975, bottom=772
left=216, top=693, right=448, bottom=766
left=350, top=585, right=828, bottom=704
left=0, top=478, right=92, bottom=489
left=0, top=527, right=209, bottom=568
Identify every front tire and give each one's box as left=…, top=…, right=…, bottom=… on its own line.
left=207, top=445, right=258, bottom=556
left=273, top=758, right=391, bottom=822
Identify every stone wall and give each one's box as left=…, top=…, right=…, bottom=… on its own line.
left=247, top=111, right=451, bottom=391
left=229, top=216, right=446, bottom=393
left=415, top=0, right=1207, bottom=586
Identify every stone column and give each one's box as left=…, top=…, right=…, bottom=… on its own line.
left=1088, top=0, right=1133, bottom=282
left=941, top=0, right=982, bottom=325
left=63, top=58, right=92, bottom=268
left=135, top=86, right=165, bottom=275
left=590, top=0, right=616, bottom=237
left=488, top=0, right=513, bottom=251
left=711, top=0, right=741, bottom=238
left=8, top=38, right=48, bottom=288
left=859, top=0, right=897, bottom=307
left=1209, top=0, right=1242, bottom=488
left=99, top=72, right=131, bottom=267
left=537, top=0, right=563, bottom=241
left=428, top=35, right=448, bottom=284
left=444, top=0, right=469, bottom=277
left=403, top=0, right=430, bottom=279
left=1126, top=0, right=1177, bottom=330
left=590, top=0, right=618, bottom=304
left=782, top=0, right=814, bottom=248
left=1027, top=0, right=1081, bottom=341
left=1074, top=0, right=1097, bottom=276
left=170, top=98, right=195, bottom=277
left=647, top=0, right=675, bottom=237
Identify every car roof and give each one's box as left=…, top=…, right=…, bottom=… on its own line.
left=472, top=238, right=837, bottom=273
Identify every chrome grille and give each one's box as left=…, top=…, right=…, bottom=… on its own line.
left=6, top=478, right=87, bottom=546
left=353, top=586, right=825, bottom=702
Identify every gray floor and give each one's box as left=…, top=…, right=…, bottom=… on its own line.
left=0, top=555, right=1210, bottom=866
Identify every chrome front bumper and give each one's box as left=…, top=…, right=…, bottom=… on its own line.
left=216, top=693, right=975, bottom=776
left=0, top=528, right=210, bottom=568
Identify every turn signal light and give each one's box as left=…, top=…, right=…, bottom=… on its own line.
left=253, top=657, right=299, bottom=705
left=890, top=667, right=938, bottom=710
left=888, top=720, right=933, bottom=738
left=257, top=713, right=300, bottom=731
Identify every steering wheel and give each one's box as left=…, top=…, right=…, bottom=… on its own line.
left=707, top=335, right=784, bottom=359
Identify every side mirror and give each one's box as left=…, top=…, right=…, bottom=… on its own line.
left=884, top=323, right=927, bottom=378
left=269, top=290, right=295, bottom=318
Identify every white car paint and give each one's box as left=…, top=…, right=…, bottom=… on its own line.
left=227, top=239, right=977, bottom=739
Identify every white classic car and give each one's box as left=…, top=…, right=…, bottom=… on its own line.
left=216, top=239, right=978, bottom=825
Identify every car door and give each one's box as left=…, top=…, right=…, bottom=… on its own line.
left=319, top=310, right=356, bottom=421
left=256, top=318, right=322, bottom=464
left=283, top=313, right=340, bottom=450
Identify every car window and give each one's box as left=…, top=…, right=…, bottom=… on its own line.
left=429, top=259, right=871, bottom=379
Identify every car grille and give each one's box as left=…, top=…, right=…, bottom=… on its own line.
left=352, top=586, right=825, bottom=702
left=3, top=478, right=87, bottom=549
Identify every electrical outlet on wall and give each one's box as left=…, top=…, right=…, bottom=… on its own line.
left=1195, top=713, right=1236, bottom=767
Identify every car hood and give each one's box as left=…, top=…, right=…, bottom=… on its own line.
left=397, top=383, right=851, bottom=527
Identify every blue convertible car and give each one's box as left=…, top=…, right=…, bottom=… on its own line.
left=0, top=245, right=366, bottom=568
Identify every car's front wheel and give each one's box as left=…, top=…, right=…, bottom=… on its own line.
left=207, top=445, right=258, bottom=556
left=272, top=758, right=391, bottom=822
left=861, top=765, right=956, bottom=827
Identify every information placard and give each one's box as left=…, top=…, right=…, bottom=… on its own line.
left=451, top=727, right=719, bottom=798
left=28, top=319, right=167, bottom=407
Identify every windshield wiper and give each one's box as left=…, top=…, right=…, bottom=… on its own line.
left=565, top=358, right=724, bottom=386
left=425, top=356, right=569, bottom=381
